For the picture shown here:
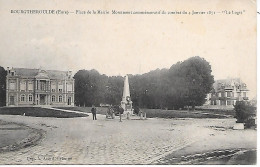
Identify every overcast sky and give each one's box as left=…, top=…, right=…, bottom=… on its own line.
left=0, top=0, right=256, bottom=98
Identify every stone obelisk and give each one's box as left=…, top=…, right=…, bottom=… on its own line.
left=121, top=75, right=133, bottom=115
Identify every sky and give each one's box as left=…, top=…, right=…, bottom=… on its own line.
left=0, top=0, right=256, bottom=98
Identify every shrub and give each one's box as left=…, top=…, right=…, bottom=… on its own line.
left=133, top=106, right=140, bottom=115
left=234, top=101, right=256, bottom=127
left=0, top=107, right=88, bottom=118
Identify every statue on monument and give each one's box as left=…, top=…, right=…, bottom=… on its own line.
left=121, top=75, right=133, bottom=115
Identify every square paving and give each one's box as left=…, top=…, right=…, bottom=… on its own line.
left=0, top=114, right=256, bottom=164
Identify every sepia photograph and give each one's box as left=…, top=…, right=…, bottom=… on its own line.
left=0, top=0, right=257, bottom=165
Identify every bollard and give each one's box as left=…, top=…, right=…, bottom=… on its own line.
left=127, top=112, right=130, bottom=120
left=140, top=112, right=143, bottom=120
left=144, top=112, right=147, bottom=119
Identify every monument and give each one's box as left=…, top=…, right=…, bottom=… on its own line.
left=121, top=75, right=133, bottom=115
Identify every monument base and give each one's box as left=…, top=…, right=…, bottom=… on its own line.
left=124, top=109, right=134, bottom=116
left=121, top=100, right=133, bottom=115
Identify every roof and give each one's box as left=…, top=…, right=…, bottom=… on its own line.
left=12, top=68, right=70, bottom=80
left=213, top=78, right=248, bottom=92
left=14, top=68, right=39, bottom=77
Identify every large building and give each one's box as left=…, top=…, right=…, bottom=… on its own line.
left=6, top=67, right=74, bottom=107
left=205, top=78, right=249, bottom=107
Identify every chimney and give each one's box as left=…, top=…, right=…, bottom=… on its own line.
left=7, top=67, right=10, bottom=74
left=67, top=70, right=72, bottom=78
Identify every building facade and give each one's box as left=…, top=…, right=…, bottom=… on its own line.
left=205, top=78, right=249, bottom=106
left=6, top=67, right=74, bottom=107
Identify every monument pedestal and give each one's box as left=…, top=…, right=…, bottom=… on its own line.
left=121, top=101, right=133, bottom=115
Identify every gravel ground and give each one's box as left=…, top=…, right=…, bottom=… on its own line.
left=0, top=114, right=256, bottom=165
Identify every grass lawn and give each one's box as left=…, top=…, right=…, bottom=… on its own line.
left=196, top=108, right=235, bottom=116
left=55, top=107, right=232, bottom=119
left=142, top=108, right=230, bottom=119
left=55, top=106, right=108, bottom=115
left=0, top=107, right=88, bottom=118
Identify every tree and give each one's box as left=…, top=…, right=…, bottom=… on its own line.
left=74, top=69, right=104, bottom=106
left=0, top=66, right=7, bottom=106
left=74, top=69, right=124, bottom=107
left=104, top=76, right=124, bottom=105
left=167, top=57, right=214, bottom=109
left=180, top=57, right=214, bottom=109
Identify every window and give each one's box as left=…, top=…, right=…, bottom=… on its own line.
left=227, top=92, right=231, bottom=97
left=221, top=92, right=225, bottom=97
left=58, top=83, right=63, bottom=92
left=67, top=84, right=72, bottom=92
left=243, top=92, right=247, bottom=97
left=28, top=94, right=33, bottom=102
left=46, top=81, right=49, bottom=91
left=40, top=82, right=46, bottom=90
left=59, top=95, right=63, bottom=102
left=51, top=83, right=56, bottom=92
left=227, top=100, right=231, bottom=105
left=28, top=82, right=33, bottom=91
left=9, top=80, right=16, bottom=90
left=20, top=94, right=25, bottom=102
left=52, top=95, right=56, bottom=102
left=20, top=81, right=26, bottom=91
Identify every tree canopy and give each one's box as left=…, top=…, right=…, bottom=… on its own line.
left=0, top=66, right=7, bottom=106
left=74, top=56, right=214, bottom=109
left=74, top=69, right=124, bottom=107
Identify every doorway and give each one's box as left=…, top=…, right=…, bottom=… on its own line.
left=40, top=94, right=46, bottom=105
left=10, top=96, right=14, bottom=105
left=68, top=97, right=71, bottom=105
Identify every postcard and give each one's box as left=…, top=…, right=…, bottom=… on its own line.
left=0, top=0, right=257, bottom=165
